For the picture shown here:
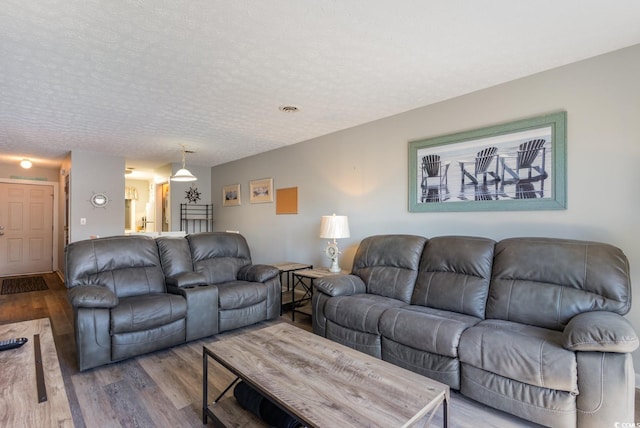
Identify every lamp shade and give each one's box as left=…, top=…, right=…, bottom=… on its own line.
left=319, top=214, right=350, bottom=239
left=170, top=146, right=197, bottom=182
left=170, top=168, right=197, bottom=182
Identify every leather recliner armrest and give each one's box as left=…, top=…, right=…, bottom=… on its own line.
left=238, top=264, right=279, bottom=282
left=166, top=272, right=208, bottom=288
left=562, top=311, right=639, bottom=353
left=315, top=275, right=366, bottom=297
left=68, top=285, right=118, bottom=309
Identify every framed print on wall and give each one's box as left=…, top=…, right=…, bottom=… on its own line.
left=249, top=178, right=273, bottom=203
left=222, top=184, right=241, bottom=206
left=408, top=111, right=567, bottom=212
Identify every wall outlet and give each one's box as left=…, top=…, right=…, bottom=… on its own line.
left=80, top=218, right=86, bottom=225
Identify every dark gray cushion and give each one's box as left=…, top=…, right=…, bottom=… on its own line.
left=351, top=235, right=427, bottom=303
left=238, top=264, right=279, bottom=283
left=412, top=236, right=494, bottom=318
left=156, top=236, right=193, bottom=277
left=111, top=293, right=187, bottom=334
left=487, top=237, right=631, bottom=330
left=379, top=305, right=481, bottom=358
left=68, top=285, right=118, bottom=308
left=65, top=235, right=166, bottom=297
left=217, top=280, right=267, bottom=310
left=324, top=294, right=406, bottom=334
left=188, top=232, right=252, bottom=284
left=563, top=311, right=639, bottom=352
left=165, top=272, right=208, bottom=288
left=314, top=274, right=366, bottom=297
left=460, top=319, right=577, bottom=393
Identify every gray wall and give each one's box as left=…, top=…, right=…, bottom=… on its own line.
left=211, top=45, right=640, bottom=370
left=69, top=150, right=125, bottom=242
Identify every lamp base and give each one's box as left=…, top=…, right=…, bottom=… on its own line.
left=328, top=258, right=341, bottom=273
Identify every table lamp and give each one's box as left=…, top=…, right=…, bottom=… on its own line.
left=319, top=214, right=350, bottom=272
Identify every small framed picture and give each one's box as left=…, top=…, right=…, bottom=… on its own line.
left=249, top=178, right=274, bottom=203
left=222, top=184, right=241, bottom=206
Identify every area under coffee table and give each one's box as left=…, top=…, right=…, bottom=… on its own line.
left=203, top=322, right=449, bottom=427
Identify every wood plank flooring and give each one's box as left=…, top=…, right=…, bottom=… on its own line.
left=0, top=272, right=637, bottom=427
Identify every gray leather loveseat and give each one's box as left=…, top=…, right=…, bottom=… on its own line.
left=65, top=232, right=280, bottom=371
left=312, top=235, right=638, bottom=428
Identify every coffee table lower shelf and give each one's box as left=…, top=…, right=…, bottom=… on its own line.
left=203, top=323, right=449, bottom=427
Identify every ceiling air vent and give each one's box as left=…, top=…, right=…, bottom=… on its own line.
left=279, top=105, right=299, bottom=113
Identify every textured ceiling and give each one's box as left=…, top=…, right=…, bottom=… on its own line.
left=1, top=1, right=640, bottom=172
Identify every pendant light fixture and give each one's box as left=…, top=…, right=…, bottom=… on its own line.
left=170, top=145, right=197, bottom=182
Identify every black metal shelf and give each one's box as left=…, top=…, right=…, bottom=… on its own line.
left=180, top=204, right=213, bottom=233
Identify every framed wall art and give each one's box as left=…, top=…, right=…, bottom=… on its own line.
left=408, top=112, right=566, bottom=212
left=249, top=178, right=273, bottom=203
left=222, top=184, right=241, bottom=207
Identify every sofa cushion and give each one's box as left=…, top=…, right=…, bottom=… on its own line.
left=562, top=311, right=639, bottom=353
left=65, top=235, right=166, bottom=297
left=217, top=281, right=267, bottom=310
left=188, top=232, right=253, bottom=284
left=460, top=365, right=577, bottom=428
left=111, top=293, right=187, bottom=334
left=487, top=237, right=631, bottom=330
left=459, top=319, right=577, bottom=394
left=165, top=271, right=208, bottom=288
left=324, top=294, right=406, bottom=334
left=412, top=236, right=494, bottom=318
left=68, top=285, right=118, bottom=308
left=156, top=236, right=194, bottom=277
left=351, top=235, right=427, bottom=303
left=379, top=305, right=481, bottom=358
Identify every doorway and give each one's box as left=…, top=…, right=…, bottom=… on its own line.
left=154, top=182, right=170, bottom=232
left=0, top=182, right=54, bottom=276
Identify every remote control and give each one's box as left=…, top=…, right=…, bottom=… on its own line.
left=0, top=337, right=28, bottom=351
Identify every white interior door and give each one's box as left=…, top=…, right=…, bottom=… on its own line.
left=0, top=182, right=54, bottom=276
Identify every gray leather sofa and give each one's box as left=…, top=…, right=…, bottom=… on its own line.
left=312, top=235, right=638, bottom=428
left=65, top=232, right=280, bottom=371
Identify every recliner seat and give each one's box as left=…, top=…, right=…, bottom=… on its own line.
left=312, top=234, right=638, bottom=428
left=65, top=232, right=280, bottom=371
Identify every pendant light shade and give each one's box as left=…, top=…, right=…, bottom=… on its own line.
left=170, top=146, right=197, bottom=182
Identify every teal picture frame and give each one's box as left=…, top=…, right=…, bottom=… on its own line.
left=408, top=112, right=567, bottom=212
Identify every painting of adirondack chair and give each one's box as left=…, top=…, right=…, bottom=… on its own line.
left=458, top=146, right=500, bottom=185
left=500, top=139, right=548, bottom=182
left=420, top=154, right=450, bottom=202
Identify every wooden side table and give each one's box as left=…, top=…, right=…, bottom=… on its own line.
left=290, top=268, right=345, bottom=321
left=271, top=262, right=313, bottom=315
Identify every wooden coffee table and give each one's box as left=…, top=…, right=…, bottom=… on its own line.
left=203, top=323, right=449, bottom=427
left=0, top=318, right=73, bottom=427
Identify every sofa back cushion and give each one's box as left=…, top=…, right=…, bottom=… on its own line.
left=65, top=235, right=166, bottom=298
left=352, top=235, right=427, bottom=303
left=187, top=232, right=252, bottom=284
left=412, top=236, right=495, bottom=318
left=156, top=236, right=193, bottom=277
left=487, top=237, right=631, bottom=330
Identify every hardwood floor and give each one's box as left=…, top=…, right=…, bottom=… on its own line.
left=0, top=272, right=636, bottom=427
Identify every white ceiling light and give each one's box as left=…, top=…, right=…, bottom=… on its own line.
left=170, top=146, right=197, bottom=182
left=20, top=159, right=32, bottom=169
